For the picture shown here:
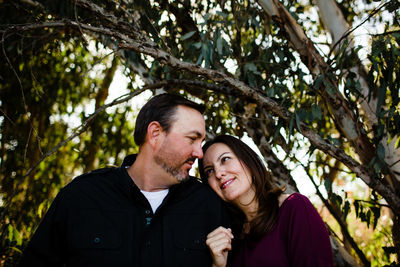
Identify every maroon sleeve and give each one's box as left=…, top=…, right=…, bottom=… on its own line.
left=280, top=193, right=333, bottom=267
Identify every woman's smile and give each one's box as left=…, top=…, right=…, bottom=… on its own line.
left=220, top=178, right=235, bottom=189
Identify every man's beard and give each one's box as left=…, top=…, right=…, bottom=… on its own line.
left=154, top=153, right=191, bottom=182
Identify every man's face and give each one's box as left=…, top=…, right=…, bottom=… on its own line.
left=154, top=105, right=206, bottom=182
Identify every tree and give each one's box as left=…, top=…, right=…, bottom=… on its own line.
left=0, top=0, right=399, bottom=266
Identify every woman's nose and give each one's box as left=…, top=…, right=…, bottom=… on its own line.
left=215, top=168, right=225, bottom=179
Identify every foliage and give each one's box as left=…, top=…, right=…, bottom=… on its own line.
left=0, top=2, right=137, bottom=265
left=1, top=0, right=400, bottom=266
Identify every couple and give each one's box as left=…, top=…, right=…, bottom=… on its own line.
left=20, top=93, right=333, bottom=266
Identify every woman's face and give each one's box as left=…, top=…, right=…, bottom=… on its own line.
left=202, top=143, right=256, bottom=206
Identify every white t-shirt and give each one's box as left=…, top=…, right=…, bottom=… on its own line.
left=140, top=189, right=169, bottom=213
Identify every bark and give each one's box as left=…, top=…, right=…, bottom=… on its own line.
left=115, top=42, right=400, bottom=215
left=256, top=0, right=376, bottom=166
left=326, top=160, right=352, bottom=253
left=331, top=237, right=362, bottom=267
left=7, top=16, right=400, bottom=215
left=316, top=0, right=400, bottom=190
left=84, top=56, right=118, bottom=172
left=394, top=215, right=400, bottom=258
left=5, top=6, right=400, bottom=265
left=316, top=0, right=378, bottom=129
left=316, top=1, right=400, bottom=260
left=307, top=160, right=370, bottom=266
left=235, top=106, right=298, bottom=193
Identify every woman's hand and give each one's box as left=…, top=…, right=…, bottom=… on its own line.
left=206, top=226, right=234, bottom=267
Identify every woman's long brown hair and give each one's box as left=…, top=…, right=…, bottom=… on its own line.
left=199, top=135, right=283, bottom=242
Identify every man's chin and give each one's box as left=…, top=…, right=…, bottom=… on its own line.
left=175, top=171, right=190, bottom=182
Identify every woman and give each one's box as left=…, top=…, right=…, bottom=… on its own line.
left=199, top=135, right=333, bottom=267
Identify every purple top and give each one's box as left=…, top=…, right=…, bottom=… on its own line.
left=230, top=193, right=333, bottom=267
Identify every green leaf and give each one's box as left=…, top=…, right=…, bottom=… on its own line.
left=14, top=227, right=22, bottom=246
left=295, top=112, right=302, bottom=132
left=366, top=210, right=371, bottom=228
left=192, top=42, right=202, bottom=49
left=311, top=104, right=322, bottom=120
left=343, top=200, right=351, bottom=221
left=37, top=201, right=46, bottom=217
left=332, top=193, right=343, bottom=207
left=8, top=224, right=13, bottom=242
left=216, top=11, right=228, bottom=18
left=181, top=31, right=196, bottom=41
left=217, top=37, right=223, bottom=56
left=360, top=210, right=366, bottom=223
left=196, top=51, right=204, bottom=65
left=203, top=12, right=210, bottom=22
left=372, top=206, right=380, bottom=229
left=376, top=84, right=386, bottom=117
left=288, top=115, right=294, bottom=141
left=203, top=44, right=210, bottom=68
left=244, top=63, right=260, bottom=74
left=395, top=136, right=400, bottom=149
left=324, top=178, right=332, bottom=192
left=208, top=43, right=214, bottom=65
left=314, top=75, right=324, bottom=90
left=10, top=247, right=23, bottom=254
left=323, top=80, right=336, bottom=97
left=267, top=87, right=274, bottom=97
left=354, top=200, right=360, bottom=217
left=377, top=143, right=385, bottom=160
left=383, top=246, right=397, bottom=256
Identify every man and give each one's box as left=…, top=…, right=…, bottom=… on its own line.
left=20, top=93, right=230, bottom=266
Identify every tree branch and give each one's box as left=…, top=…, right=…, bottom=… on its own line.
left=302, top=162, right=370, bottom=266
left=0, top=87, right=147, bottom=230
left=4, top=8, right=400, bottom=214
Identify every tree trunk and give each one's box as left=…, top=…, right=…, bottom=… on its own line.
left=84, top=56, right=118, bottom=172
left=316, top=0, right=400, bottom=192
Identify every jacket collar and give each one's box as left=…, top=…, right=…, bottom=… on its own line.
left=119, top=154, right=199, bottom=202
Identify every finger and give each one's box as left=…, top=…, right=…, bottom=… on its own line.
left=209, top=238, right=232, bottom=250
left=208, top=239, right=232, bottom=256
left=206, top=232, right=233, bottom=247
left=206, top=234, right=232, bottom=251
left=208, top=228, right=233, bottom=241
left=207, top=227, right=233, bottom=239
left=207, top=226, right=227, bottom=238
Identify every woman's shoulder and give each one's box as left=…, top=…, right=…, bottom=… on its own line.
left=277, top=192, right=323, bottom=230
left=279, top=192, right=313, bottom=210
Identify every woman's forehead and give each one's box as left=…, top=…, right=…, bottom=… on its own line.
left=204, top=143, right=233, bottom=162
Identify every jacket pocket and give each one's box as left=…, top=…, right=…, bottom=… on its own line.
left=164, top=212, right=211, bottom=267
left=70, top=209, right=122, bottom=249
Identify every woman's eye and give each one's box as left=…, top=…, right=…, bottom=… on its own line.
left=221, top=156, right=230, bottom=163
left=205, top=169, right=214, bottom=177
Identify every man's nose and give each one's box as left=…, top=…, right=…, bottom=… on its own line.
left=192, top=143, right=204, bottom=159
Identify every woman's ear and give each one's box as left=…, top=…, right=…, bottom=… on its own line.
left=147, top=121, right=164, bottom=148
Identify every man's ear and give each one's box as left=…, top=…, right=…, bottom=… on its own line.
left=147, top=121, right=164, bottom=148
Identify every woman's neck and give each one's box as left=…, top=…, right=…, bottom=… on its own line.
left=241, top=202, right=258, bottom=234
left=238, top=199, right=258, bottom=222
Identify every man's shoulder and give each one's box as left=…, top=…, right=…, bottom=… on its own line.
left=182, top=177, right=215, bottom=193
left=65, top=167, right=119, bottom=189
left=55, top=166, right=125, bottom=205
left=178, top=177, right=223, bottom=203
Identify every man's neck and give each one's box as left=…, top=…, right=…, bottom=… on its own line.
left=127, top=152, right=175, bottom=192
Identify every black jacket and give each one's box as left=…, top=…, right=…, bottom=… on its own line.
left=20, top=155, right=230, bottom=267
